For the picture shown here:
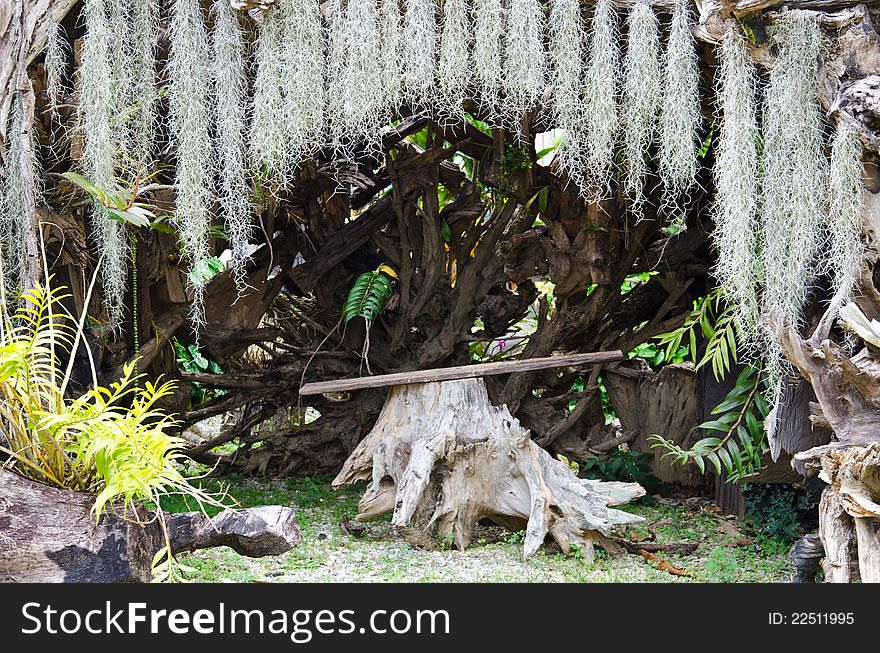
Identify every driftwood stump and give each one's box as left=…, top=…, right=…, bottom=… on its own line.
left=778, top=303, right=880, bottom=582
left=797, top=445, right=880, bottom=583
left=332, top=378, right=645, bottom=560
left=0, top=470, right=301, bottom=582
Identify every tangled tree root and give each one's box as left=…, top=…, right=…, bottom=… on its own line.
left=333, top=378, right=645, bottom=560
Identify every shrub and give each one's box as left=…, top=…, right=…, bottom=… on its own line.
left=0, top=280, right=223, bottom=581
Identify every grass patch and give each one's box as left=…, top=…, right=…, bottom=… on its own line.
left=177, top=476, right=792, bottom=583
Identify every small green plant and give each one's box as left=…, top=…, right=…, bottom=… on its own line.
left=742, top=483, right=817, bottom=550
left=654, top=288, right=738, bottom=382
left=342, top=265, right=396, bottom=372
left=342, top=266, right=396, bottom=325
left=62, top=170, right=172, bottom=232
left=566, top=544, right=585, bottom=561
left=0, top=279, right=225, bottom=582
left=172, top=338, right=226, bottom=406
left=506, top=529, right=526, bottom=545
left=580, top=449, right=662, bottom=495
left=628, top=341, right=688, bottom=370
left=650, top=365, right=770, bottom=481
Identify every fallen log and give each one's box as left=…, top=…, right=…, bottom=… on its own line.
left=332, top=378, right=644, bottom=561
left=0, top=470, right=300, bottom=583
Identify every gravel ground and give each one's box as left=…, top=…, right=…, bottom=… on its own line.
left=169, top=476, right=793, bottom=583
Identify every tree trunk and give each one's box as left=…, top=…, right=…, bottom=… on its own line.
left=0, top=470, right=301, bottom=583
left=604, top=360, right=709, bottom=488
left=332, top=378, right=645, bottom=561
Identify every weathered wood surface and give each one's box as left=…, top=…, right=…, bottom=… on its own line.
left=0, top=470, right=300, bottom=583
left=604, top=359, right=708, bottom=488
left=780, top=302, right=880, bottom=455
left=0, top=0, right=77, bottom=151
left=778, top=298, right=880, bottom=582
left=300, top=350, right=624, bottom=396
left=333, top=378, right=644, bottom=561
left=793, top=444, right=880, bottom=582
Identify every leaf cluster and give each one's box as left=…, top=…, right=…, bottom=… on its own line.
left=649, top=365, right=770, bottom=482
left=0, top=281, right=226, bottom=582
left=342, top=267, right=396, bottom=325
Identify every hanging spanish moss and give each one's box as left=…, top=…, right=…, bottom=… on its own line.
left=401, top=0, right=439, bottom=109
left=281, top=0, right=326, bottom=167
left=129, top=0, right=161, bottom=166
left=581, top=0, right=619, bottom=197
left=472, top=0, right=504, bottom=120
left=621, top=0, right=661, bottom=217
left=80, top=0, right=127, bottom=328
left=108, top=0, right=135, bottom=162
left=168, top=0, right=214, bottom=329
left=325, top=0, right=347, bottom=151
left=334, top=0, right=386, bottom=155
left=824, top=121, right=865, bottom=320
left=250, top=1, right=289, bottom=183
left=712, top=30, right=761, bottom=348
left=378, top=0, right=403, bottom=112
left=502, top=0, right=546, bottom=127
left=0, top=98, right=27, bottom=293
left=658, top=0, right=701, bottom=207
left=549, top=0, right=585, bottom=183
left=212, top=0, right=252, bottom=287
left=761, top=12, right=824, bottom=401
left=437, top=0, right=471, bottom=122
left=44, top=19, right=66, bottom=122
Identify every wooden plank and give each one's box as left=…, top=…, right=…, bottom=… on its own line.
left=299, top=351, right=624, bottom=395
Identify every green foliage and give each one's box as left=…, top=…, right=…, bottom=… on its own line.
left=151, top=544, right=197, bottom=583
left=650, top=286, right=773, bottom=483
left=581, top=449, right=662, bottom=495
left=655, top=288, right=738, bottom=382
left=501, top=144, right=534, bottom=176
left=0, top=281, right=224, bottom=582
left=742, top=483, right=817, bottom=548
left=172, top=337, right=225, bottom=405
left=342, top=268, right=396, bottom=325
left=620, top=271, right=653, bottom=295
left=62, top=171, right=172, bottom=232
left=597, top=376, right=615, bottom=423
left=188, top=256, right=226, bottom=286
left=628, top=341, right=688, bottom=370
left=341, top=266, right=397, bottom=373
left=649, top=365, right=770, bottom=482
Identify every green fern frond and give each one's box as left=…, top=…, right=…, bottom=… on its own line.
left=342, top=268, right=396, bottom=324
left=649, top=365, right=769, bottom=482
left=654, top=288, right=738, bottom=382
left=0, top=281, right=228, bottom=582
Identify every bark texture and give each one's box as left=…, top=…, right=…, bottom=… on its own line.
left=604, top=360, right=708, bottom=488
left=332, top=378, right=645, bottom=560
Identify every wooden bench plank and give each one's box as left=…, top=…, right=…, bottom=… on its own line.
left=299, top=350, right=624, bottom=395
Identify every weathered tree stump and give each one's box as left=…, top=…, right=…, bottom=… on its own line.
left=775, top=301, right=880, bottom=582
left=332, top=378, right=645, bottom=560
left=0, top=470, right=301, bottom=582
left=795, top=445, right=880, bottom=583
